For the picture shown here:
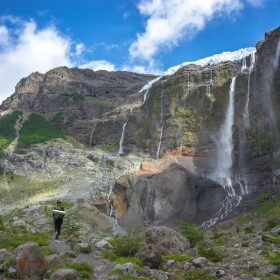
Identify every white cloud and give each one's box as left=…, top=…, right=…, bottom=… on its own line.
left=80, top=60, right=116, bottom=71
left=0, top=20, right=77, bottom=103
left=75, top=43, right=85, bottom=55
left=129, top=0, right=264, bottom=61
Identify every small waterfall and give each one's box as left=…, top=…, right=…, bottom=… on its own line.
left=89, top=125, right=96, bottom=148
left=273, top=38, right=280, bottom=70
left=206, top=68, right=213, bottom=98
left=143, top=91, right=148, bottom=104
left=156, top=90, right=167, bottom=159
left=156, top=121, right=165, bottom=160
left=202, top=77, right=242, bottom=228
left=244, top=53, right=256, bottom=128
left=118, top=121, right=128, bottom=156
left=241, top=56, right=247, bottom=72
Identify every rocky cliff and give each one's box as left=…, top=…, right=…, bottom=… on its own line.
left=0, top=27, right=280, bottom=232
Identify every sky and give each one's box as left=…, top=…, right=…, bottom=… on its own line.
left=0, top=0, right=280, bottom=102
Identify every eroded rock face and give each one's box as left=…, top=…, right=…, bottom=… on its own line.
left=117, top=163, right=226, bottom=227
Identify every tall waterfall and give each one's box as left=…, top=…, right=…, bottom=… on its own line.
left=118, top=121, right=128, bottom=156
left=273, top=38, right=280, bottom=70
left=215, top=77, right=237, bottom=179
left=156, top=121, right=165, bottom=159
left=89, top=125, right=96, bottom=148
left=203, top=77, right=242, bottom=228
left=244, top=53, right=256, bottom=128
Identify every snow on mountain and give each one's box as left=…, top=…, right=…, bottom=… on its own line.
left=139, top=47, right=256, bottom=93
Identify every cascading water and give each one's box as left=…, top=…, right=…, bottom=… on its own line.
left=206, top=68, right=213, bottom=97
left=118, top=120, right=128, bottom=156
left=244, top=53, right=256, bottom=128
left=202, top=77, right=242, bottom=228
left=273, top=38, right=280, bottom=70
left=89, top=125, right=96, bottom=148
left=241, top=56, right=247, bottom=72
left=156, top=91, right=167, bottom=159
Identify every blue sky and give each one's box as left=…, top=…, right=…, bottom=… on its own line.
left=0, top=0, right=279, bottom=102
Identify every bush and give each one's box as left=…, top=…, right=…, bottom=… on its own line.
left=198, top=244, right=223, bottom=262
left=110, top=235, right=144, bottom=257
left=268, top=252, right=280, bottom=265
left=244, top=226, right=255, bottom=234
left=183, top=271, right=216, bottom=280
left=17, top=113, right=65, bottom=150
left=66, top=261, right=93, bottom=279
left=178, top=220, right=204, bottom=247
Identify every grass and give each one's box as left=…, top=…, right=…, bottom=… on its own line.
left=178, top=220, right=204, bottom=248
left=183, top=271, right=216, bottom=280
left=95, top=143, right=118, bottom=152
left=46, top=257, right=93, bottom=279
left=198, top=243, right=223, bottom=263
left=268, top=252, right=280, bottom=266
left=0, top=110, right=22, bottom=150
left=0, top=226, right=50, bottom=252
left=162, top=254, right=191, bottom=262
left=244, top=226, right=255, bottom=234
left=17, top=113, right=65, bottom=150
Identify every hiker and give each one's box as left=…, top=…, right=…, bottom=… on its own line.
left=53, top=201, right=65, bottom=239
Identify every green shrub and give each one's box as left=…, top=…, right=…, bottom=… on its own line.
left=52, top=112, right=65, bottom=122
left=66, top=114, right=79, bottom=124
left=110, top=235, right=144, bottom=257
left=3, top=256, right=17, bottom=277
left=80, top=244, right=92, bottom=254
left=244, top=226, right=255, bottom=234
left=17, top=113, right=65, bottom=150
left=162, top=254, right=191, bottom=262
left=66, top=261, right=93, bottom=279
left=183, top=271, right=216, bottom=280
left=198, top=244, right=223, bottom=262
left=263, top=219, right=278, bottom=231
left=178, top=220, right=204, bottom=247
left=268, top=252, right=280, bottom=265
left=102, top=249, right=117, bottom=261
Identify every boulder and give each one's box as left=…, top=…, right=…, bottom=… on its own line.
left=50, top=269, right=79, bottom=280
left=137, top=244, right=163, bottom=269
left=137, top=226, right=190, bottom=269
left=113, top=263, right=138, bottom=277
left=95, top=240, right=113, bottom=249
left=143, top=226, right=190, bottom=254
left=144, top=268, right=169, bottom=280
left=73, top=243, right=91, bottom=253
left=192, top=257, right=208, bottom=268
left=15, top=242, right=46, bottom=280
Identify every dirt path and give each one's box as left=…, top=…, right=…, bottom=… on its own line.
left=49, top=240, right=113, bottom=280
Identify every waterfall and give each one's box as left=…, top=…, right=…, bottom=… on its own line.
left=89, top=125, right=96, bottom=148
left=244, top=53, right=256, bottom=129
left=143, top=91, right=148, bottom=104
left=206, top=68, right=213, bottom=98
left=156, top=91, right=167, bottom=159
left=156, top=121, right=165, bottom=159
left=273, top=38, right=280, bottom=70
left=118, top=121, right=128, bottom=156
left=202, top=77, right=242, bottom=228
left=215, top=77, right=236, bottom=179
left=241, top=56, right=247, bottom=72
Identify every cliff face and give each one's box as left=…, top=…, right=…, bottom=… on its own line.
left=1, top=27, right=280, bottom=228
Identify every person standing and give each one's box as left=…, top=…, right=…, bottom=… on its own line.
left=53, top=201, right=65, bottom=240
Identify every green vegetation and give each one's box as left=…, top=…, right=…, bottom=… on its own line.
left=2, top=256, right=17, bottom=277
left=62, top=93, right=85, bottom=102
left=66, top=114, right=79, bottom=124
left=46, top=257, right=93, bottom=279
left=0, top=226, right=50, bottom=252
left=183, top=271, right=216, bottom=280
left=162, top=254, right=191, bottom=262
left=52, top=112, right=65, bottom=122
left=178, top=220, right=204, bottom=247
left=263, top=234, right=280, bottom=244
left=268, top=251, right=280, bottom=266
left=244, top=226, right=255, bottom=234
left=95, top=143, right=118, bottom=152
left=109, top=235, right=144, bottom=257
left=0, top=110, right=22, bottom=150
left=17, top=113, right=65, bottom=150
left=198, top=244, right=223, bottom=263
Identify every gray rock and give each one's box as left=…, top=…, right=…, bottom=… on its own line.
left=95, top=240, right=113, bottom=249
left=192, top=257, right=208, bottom=268
left=73, top=243, right=91, bottom=253
left=46, top=254, right=60, bottom=266
left=50, top=269, right=79, bottom=280
left=144, top=268, right=169, bottom=280
left=113, top=263, right=138, bottom=277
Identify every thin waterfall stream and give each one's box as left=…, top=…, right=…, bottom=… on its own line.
left=118, top=120, right=128, bottom=156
